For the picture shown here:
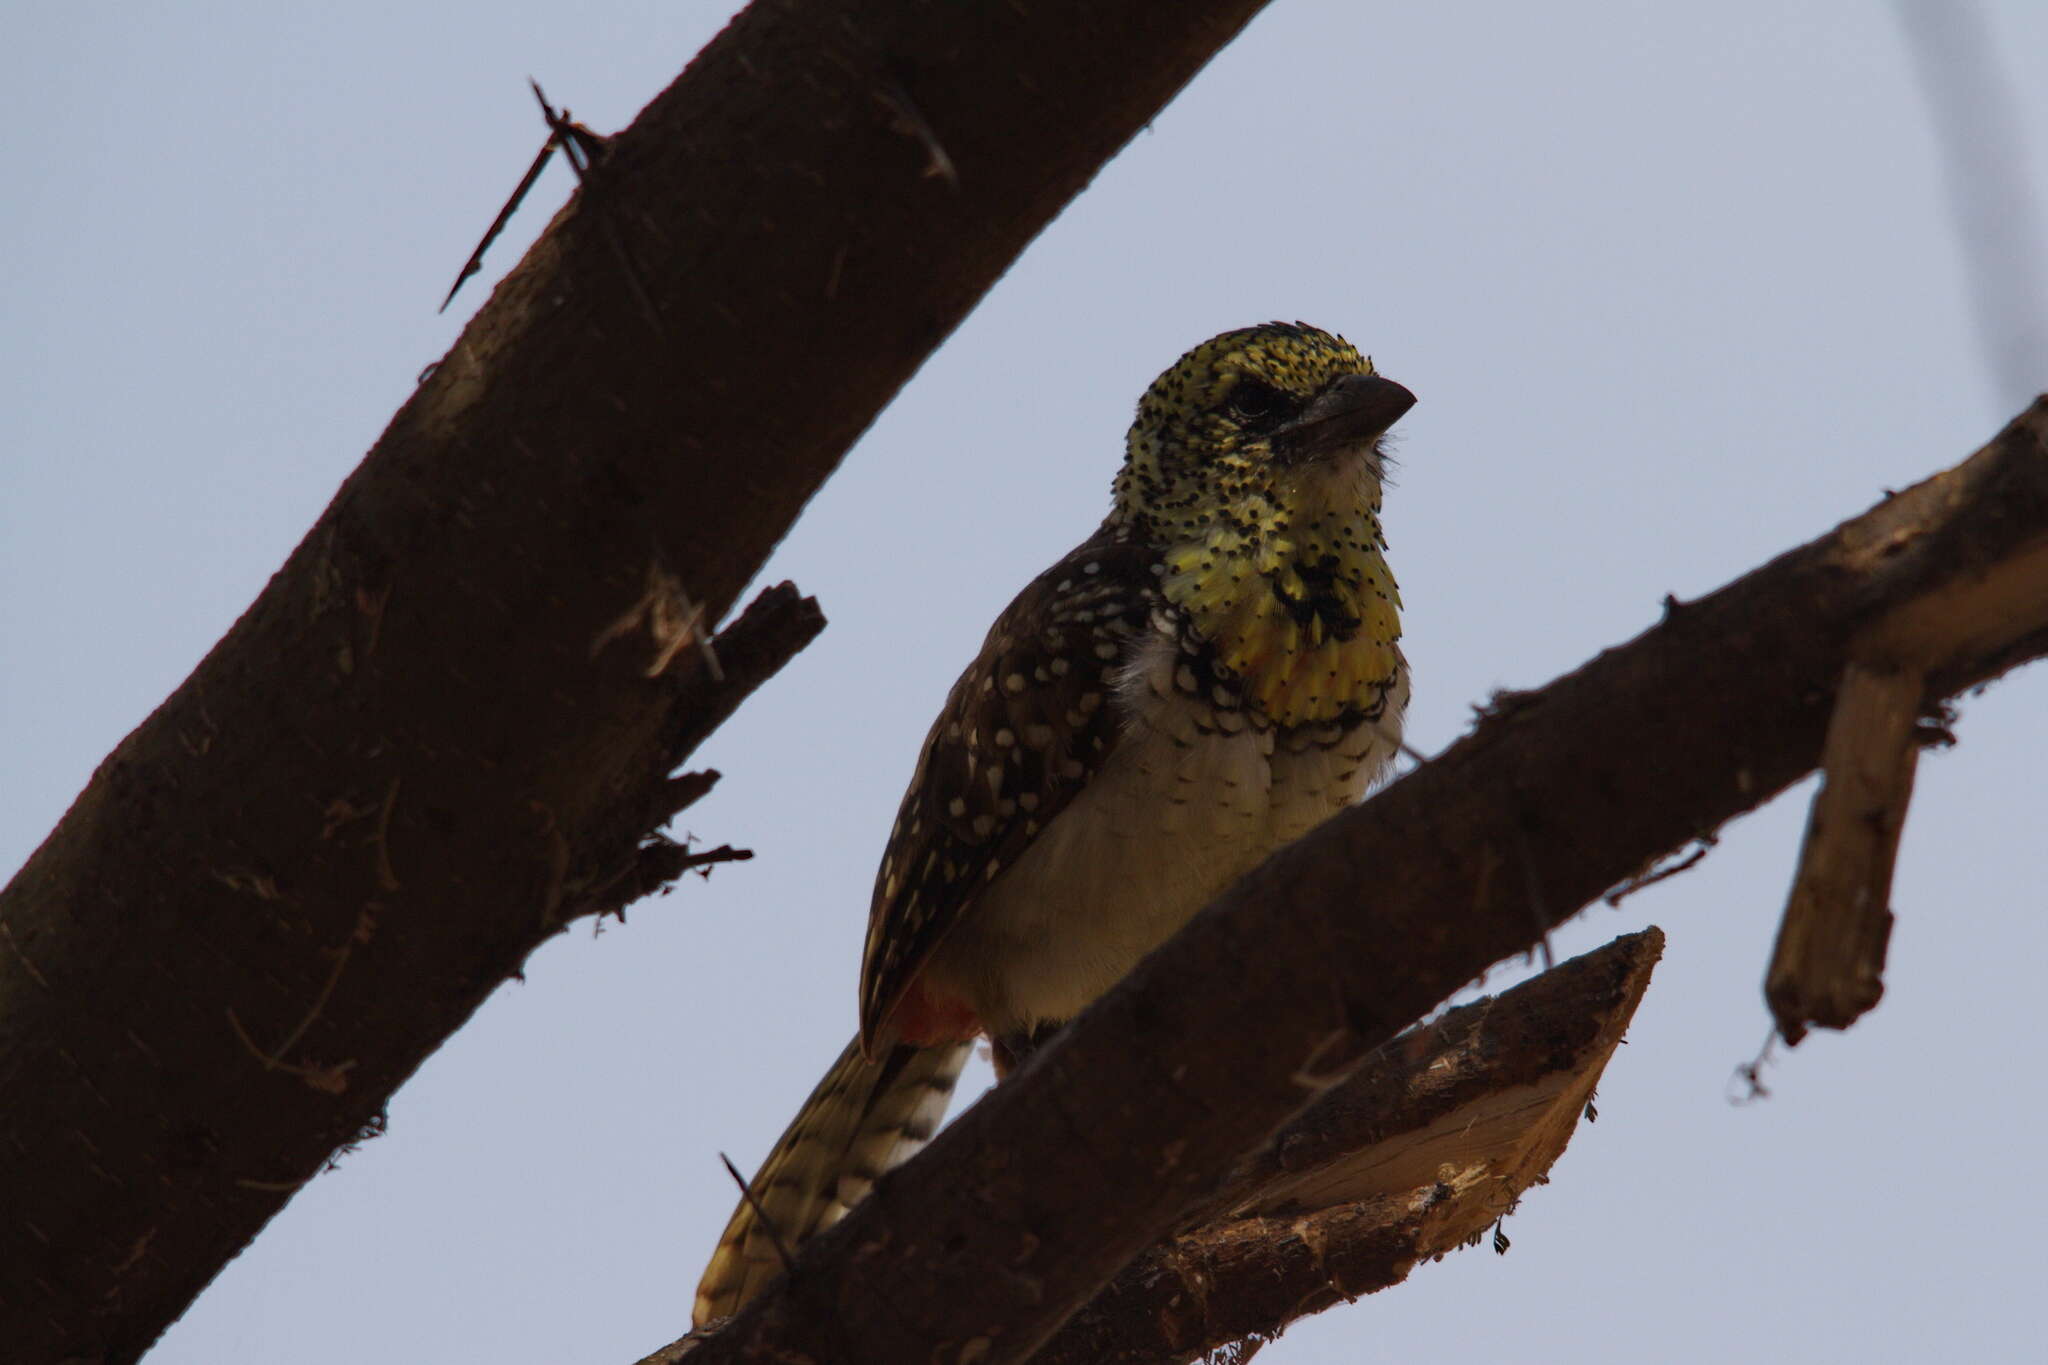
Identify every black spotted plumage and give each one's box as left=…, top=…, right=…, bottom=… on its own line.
left=858, top=531, right=1158, bottom=1050
left=695, top=323, right=1415, bottom=1327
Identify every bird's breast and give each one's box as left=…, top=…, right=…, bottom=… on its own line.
left=923, top=629, right=1402, bottom=1037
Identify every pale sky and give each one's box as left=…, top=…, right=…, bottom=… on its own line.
left=7, top=4, right=2047, bottom=1362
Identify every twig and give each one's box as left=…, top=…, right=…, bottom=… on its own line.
left=720, top=1152, right=798, bottom=1279
left=570, top=838, right=752, bottom=928
left=1604, top=832, right=1718, bottom=906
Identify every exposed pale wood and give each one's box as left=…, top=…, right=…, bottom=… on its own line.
left=1025, top=930, right=1664, bottom=1365
left=1766, top=661, right=1919, bottom=1043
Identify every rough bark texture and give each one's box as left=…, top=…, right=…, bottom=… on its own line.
left=650, top=929, right=1661, bottom=1365
left=1211, top=929, right=1661, bottom=1223
left=675, top=403, right=2048, bottom=1365
left=1029, top=928, right=1665, bottom=1365
left=0, top=3, right=1272, bottom=1360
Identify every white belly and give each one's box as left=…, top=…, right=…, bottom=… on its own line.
left=927, top=633, right=1405, bottom=1035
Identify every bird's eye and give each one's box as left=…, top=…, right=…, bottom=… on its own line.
left=1226, top=378, right=1294, bottom=430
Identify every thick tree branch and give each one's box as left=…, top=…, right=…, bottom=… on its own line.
left=652, top=930, right=1661, bottom=1365
left=0, top=3, right=1273, bottom=1359
left=1203, top=928, right=1661, bottom=1226
left=1030, top=929, right=1664, bottom=1365
left=680, top=403, right=2048, bottom=1365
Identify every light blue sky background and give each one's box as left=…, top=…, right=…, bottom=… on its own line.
left=7, top=4, right=2047, bottom=1362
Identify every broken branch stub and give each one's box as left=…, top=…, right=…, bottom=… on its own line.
left=1766, top=660, right=1919, bottom=1043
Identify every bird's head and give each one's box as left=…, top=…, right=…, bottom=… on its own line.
left=1112, top=322, right=1415, bottom=541
left=1112, top=323, right=1414, bottom=726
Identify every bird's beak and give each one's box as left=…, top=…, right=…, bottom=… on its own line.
left=1275, top=373, right=1416, bottom=462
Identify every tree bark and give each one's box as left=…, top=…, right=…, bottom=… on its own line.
left=0, top=3, right=1272, bottom=1360
left=1009, top=927, right=1664, bottom=1365
left=650, top=928, right=1664, bottom=1365
left=673, top=402, right=2048, bottom=1365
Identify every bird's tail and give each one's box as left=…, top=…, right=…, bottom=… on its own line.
left=693, top=1035, right=971, bottom=1324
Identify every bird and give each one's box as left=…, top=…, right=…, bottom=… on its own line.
left=693, top=322, right=1415, bottom=1324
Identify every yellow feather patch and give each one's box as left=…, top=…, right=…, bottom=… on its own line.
left=1122, top=322, right=1405, bottom=728
left=1163, top=535, right=1400, bottom=727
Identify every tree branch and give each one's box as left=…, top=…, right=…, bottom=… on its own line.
left=677, top=403, right=2048, bottom=1364
left=652, top=930, right=1662, bottom=1365
left=1032, top=928, right=1664, bottom=1365
left=0, top=3, right=1273, bottom=1359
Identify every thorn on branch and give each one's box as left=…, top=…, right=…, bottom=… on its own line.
left=439, top=130, right=566, bottom=313
left=528, top=78, right=610, bottom=178
left=437, top=78, right=613, bottom=313
left=524, top=79, right=666, bottom=333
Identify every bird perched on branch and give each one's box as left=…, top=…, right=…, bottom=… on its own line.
left=694, top=322, right=1416, bottom=1323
